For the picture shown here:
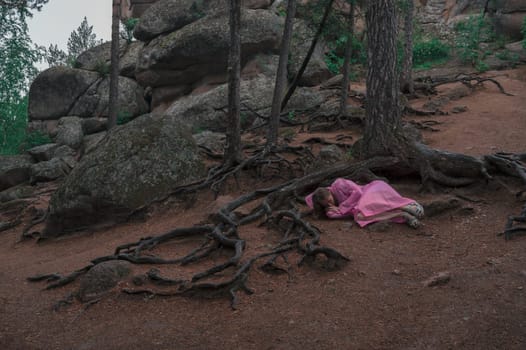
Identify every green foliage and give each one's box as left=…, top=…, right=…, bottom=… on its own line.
left=0, top=96, right=29, bottom=155
left=2, top=0, right=49, bottom=11
left=454, top=14, right=495, bottom=70
left=495, top=49, right=519, bottom=63
left=93, top=60, right=110, bottom=77
left=296, top=0, right=365, bottom=78
left=45, top=43, right=68, bottom=67
left=275, top=2, right=287, bottom=17
left=120, top=17, right=139, bottom=43
left=240, top=112, right=248, bottom=125
left=117, top=111, right=133, bottom=125
left=22, top=130, right=52, bottom=150
left=346, top=148, right=355, bottom=161
left=325, top=51, right=344, bottom=75
left=71, top=59, right=81, bottom=69
left=474, top=60, right=489, bottom=72
left=324, top=35, right=366, bottom=76
left=413, top=38, right=450, bottom=67
left=0, top=6, right=45, bottom=154
left=45, top=17, right=103, bottom=68
left=522, top=16, right=526, bottom=49
left=0, top=99, right=51, bottom=155
left=189, top=0, right=205, bottom=18
left=67, top=17, right=103, bottom=60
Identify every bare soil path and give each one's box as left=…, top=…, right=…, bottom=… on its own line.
left=1, top=67, right=525, bottom=350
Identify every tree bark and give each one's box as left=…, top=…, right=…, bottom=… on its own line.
left=362, top=0, right=401, bottom=157
left=400, top=0, right=414, bottom=94
left=107, top=0, right=120, bottom=130
left=266, top=0, right=297, bottom=149
left=281, top=0, right=334, bottom=111
left=225, top=0, right=242, bottom=164
left=339, top=0, right=355, bottom=115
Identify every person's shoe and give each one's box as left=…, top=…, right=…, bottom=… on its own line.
left=403, top=202, right=424, bottom=219
left=404, top=213, right=420, bottom=229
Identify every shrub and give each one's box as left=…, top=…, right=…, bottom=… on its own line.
left=120, top=18, right=139, bottom=43
left=522, top=16, right=526, bottom=49
left=22, top=130, right=52, bottom=150
left=117, top=111, right=133, bottom=125
left=495, top=49, right=519, bottom=63
left=413, top=38, right=450, bottom=66
left=94, top=60, right=110, bottom=77
left=324, top=35, right=366, bottom=76
left=0, top=124, right=52, bottom=155
left=454, top=14, right=495, bottom=69
left=0, top=97, right=29, bottom=155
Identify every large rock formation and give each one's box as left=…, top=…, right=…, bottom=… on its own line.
left=75, top=40, right=144, bottom=79
left=133, top=0, right=275, bottom=42
left=289, top=19, right=331, bottom=87
left=133, top=0, right=215, bottom=41
left=44, top=113, right=205, bottom=236
left=414, top=0, right=526, bottom=40
left=0, top=155, right=35, bottom=191
left=28, top=67, right=100, bottom=120
left=488, top=0, right=526, bottom=40
left=69, top=76, right=148, bottom=119
left=163, top=75, right=330, bottom=133
left=164, top=75, right=275, bottom=132
left=28, top=67, right=148, bottom=138
left=135, top=9, right=284, bottom=88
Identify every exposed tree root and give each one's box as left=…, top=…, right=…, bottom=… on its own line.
left=434, top=73, right=514, bottom=96
left=356, top=135, right=491, bottom=191
left=302, top=136, right=353, bottom=149
left=0, top=199, right=30, bottom=233
left=398, top=141, right=525, bottom=239
left=404, top=105, right=448, bottom=116
left=502, top=203, right=526, bottom=240
left=29, top=157, right=409, bottom=308
left=485, top=153, right=526, bottom=239
left=408, top=120, right=442, bottom=132
left=413, top=73, right=514, bottom=96
left=0, top=219, right=22, bottom=233
left=28, top=133, right=526, bottom=309
left=484, top=153, right=526, bottom=183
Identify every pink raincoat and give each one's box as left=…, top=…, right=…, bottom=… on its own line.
left=305, top=178, right=415, bottom=227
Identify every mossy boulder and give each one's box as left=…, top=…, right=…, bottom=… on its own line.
left=44, top=113, right=205, bottom=236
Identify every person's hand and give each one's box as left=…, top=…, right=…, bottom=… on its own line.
left=326, top=205, right=338, bottom=213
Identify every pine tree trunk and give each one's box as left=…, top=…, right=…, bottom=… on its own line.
left=362, top=0, right=401, bottom=157
left=266, top=0, right=296, bottom=149
left=107, top=0, right=120, bottom=130
left=400, top=0, right=414, bottom=94
left=225, top=0, right=242, bottom=164
left=339, top=1, right=355, bottom=115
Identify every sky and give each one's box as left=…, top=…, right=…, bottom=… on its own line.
left=28, top=0, right=112, bottom=55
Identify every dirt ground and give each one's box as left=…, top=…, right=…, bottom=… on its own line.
left=1, top=67, right=526, bottom=350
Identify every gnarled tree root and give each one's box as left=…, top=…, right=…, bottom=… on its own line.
left=28, top=158, right=410, bottom=308
left=485, top=153, right=526, bottom=239
left=502, top=204, right=526, bottom=240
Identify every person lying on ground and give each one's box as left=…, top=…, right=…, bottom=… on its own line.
left=305, top=178, right=424, bottom=228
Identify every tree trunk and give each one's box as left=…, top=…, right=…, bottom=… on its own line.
left=339, top=0, right=355, bottom=115
left=400, top=0, right=414, bottom=94
left=225, top=0, right=242, bottom=164
left=266, top=0, right=296, bottom=149
left=361, top=0, right=490, bottom=187
left=362, top=0, right=401, bottom=157
left=107, top=0, right=120, bottom=130
left=281, top=0, right=334, bottom=111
